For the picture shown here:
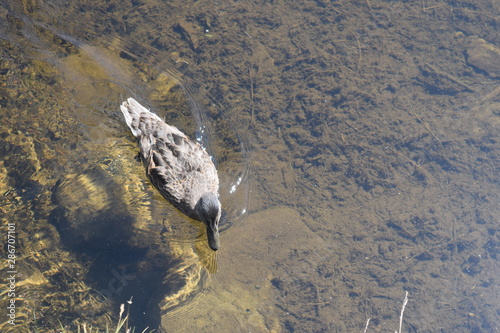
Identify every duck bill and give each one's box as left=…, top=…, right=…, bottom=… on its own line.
left=206, top=226, right=220, bottom=251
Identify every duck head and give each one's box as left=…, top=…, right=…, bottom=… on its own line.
left=195, top=192, right=221, bottom=251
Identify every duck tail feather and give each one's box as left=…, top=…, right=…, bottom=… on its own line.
left=120, top=98, right=141, bottom=137
left=121, top=98, right=166, bottom=138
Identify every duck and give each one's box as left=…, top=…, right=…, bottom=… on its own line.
left=120, top=97, right=221, bottom=251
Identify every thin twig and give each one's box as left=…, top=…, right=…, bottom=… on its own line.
left=398, top=291, right=409, bottom=333
left=365, top=0, right=372, bottom=11
left=249, top=66, right=255, bottom=126
left=424, top=62, right=479, bottom=93
left=390, top=147, right=435, bottom=183
left=363, top=318, right=371, bottom=333
left=355, top=34, right=362, bottom=73
left=408, top=106, right=439, bottom=141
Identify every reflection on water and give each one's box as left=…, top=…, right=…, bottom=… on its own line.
left=1, top=0, right=499, bottom=332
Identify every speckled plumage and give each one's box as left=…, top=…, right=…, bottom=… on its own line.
left=120, top=97, right=221, bottom=251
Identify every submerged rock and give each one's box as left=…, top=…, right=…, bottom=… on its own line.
left=460, top=33, right=500, bottom=78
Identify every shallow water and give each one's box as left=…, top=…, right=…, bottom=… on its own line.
left=1, top=0, right=499, bottom=332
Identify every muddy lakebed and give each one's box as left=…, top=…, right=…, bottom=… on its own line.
left=0, top=0, right=499, bottom=332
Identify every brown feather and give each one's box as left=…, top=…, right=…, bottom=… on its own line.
left=120, top=98, right=219, bottom=220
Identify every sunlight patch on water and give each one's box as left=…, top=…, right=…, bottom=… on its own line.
left=230, top=176, right=243, bottom=194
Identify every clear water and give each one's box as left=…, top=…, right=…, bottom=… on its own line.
left=0, top=0, right=498, bottom=332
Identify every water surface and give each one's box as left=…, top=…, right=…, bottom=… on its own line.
left=0, top=0, right=498, bottom=332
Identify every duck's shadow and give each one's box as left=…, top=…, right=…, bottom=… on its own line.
left=49, top=165, right=211, bottom=329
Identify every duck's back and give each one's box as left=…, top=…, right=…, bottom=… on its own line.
left=120, top=98, right=219, bottom=217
